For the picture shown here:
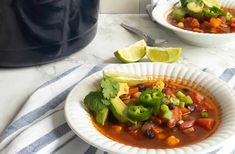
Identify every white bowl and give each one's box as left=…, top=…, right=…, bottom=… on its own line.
left=65, top=63, right=235, bottom=154
left=152, top=0, right=235, bottom=47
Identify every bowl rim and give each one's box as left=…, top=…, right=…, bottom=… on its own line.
left=64, top=63, right=235, bottom=154
left=152, top=0, right=235, bottom=36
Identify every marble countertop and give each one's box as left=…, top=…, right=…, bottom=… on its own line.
left=0, top=14, right=235, bottom=133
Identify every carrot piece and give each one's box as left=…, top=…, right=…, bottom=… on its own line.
left=152, top=127, right=164, bottom=134
left=172, top=106, right=182, bottom=121
left=129, top=87, right=139, bottom=96
left=196, top=118, right=215, bottom=130
left=180, top=108, right=190, bottom=116
left=166, top=136, right=180, bottom=146
left=112, top=125, right=123, bottom=133
left=210, top=18, right=221, bottom=27
left=157, top=133, right=167, bottom=140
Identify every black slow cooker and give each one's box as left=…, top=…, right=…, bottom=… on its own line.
left=0, top=0, right=99, bottom=67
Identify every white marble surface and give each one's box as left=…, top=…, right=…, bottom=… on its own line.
left=0, top=14, right=235, bottom=133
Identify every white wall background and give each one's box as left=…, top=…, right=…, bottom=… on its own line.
left=100, top=0, right=151, bottom=14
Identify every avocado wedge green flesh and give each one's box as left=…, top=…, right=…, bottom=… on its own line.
left=96, top=107, right=109, bottom=125
left=110, top=97, right=137, bottom=125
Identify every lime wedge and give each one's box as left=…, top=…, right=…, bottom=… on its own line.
left=146, top=47, right=182, bottom=63
left=103, top=71, right=145, bottom=86
left=114, top=40, right=147, bottom=63
left=202, top=0, right=220, bottom=8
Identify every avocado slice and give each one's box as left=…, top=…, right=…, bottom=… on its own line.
left=96, top=107, right=109, bottom=125
left=110, top=97, right=137, bottom=124
left=110, top=97, right=128, bottom=122
left=172, top=7, right=186, bottom=21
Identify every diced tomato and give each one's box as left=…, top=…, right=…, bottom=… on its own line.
left=231, top=18, right=235, bottom=27
left=189, top=91, right=204, bottom=104
left=196, top=118, right=215, bottom=130
left=129, top=87, right=139, bottom=96
left=196, top=105, right=207, bottom=112
left=172, top=106, right=182, bottom=121
left=203, top=99, right=215, bottom=110
left=191, top=18, right=200, bottom=28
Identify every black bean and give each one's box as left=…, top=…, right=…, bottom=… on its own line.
left=138, top=84, right=146, bottom=92
left=187, top=104, right=196, bottom=112
left=181, top=88, right=189, bottom=95
left=144, top=129, right=155, bottom=139
left=168, top=103, right=175, bottom=110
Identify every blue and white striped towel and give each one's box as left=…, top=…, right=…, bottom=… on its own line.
left=0, top=63, right=235, bottom=154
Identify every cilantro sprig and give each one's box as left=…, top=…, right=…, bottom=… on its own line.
left=101, top=76, right=120, bottom=99
left=84, top=76, right=120, bottom=114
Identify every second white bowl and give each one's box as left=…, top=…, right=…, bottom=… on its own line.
left=152, top=0, right=235, bottom=47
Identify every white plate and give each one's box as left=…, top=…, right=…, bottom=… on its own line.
left=65, top=63, right=235, bottom=154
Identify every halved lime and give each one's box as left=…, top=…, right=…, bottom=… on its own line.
left=114, top=40, right=147, bottom=63
left=146, top=47, right=182, bottom=63
left=202, top=0, right=220, bottom=8
left=103, top=71, right=145, bottom=86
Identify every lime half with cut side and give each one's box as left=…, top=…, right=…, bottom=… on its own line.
left=114, top=40, right=147, bottom=63
left=146, top=47, right=182, bottom=63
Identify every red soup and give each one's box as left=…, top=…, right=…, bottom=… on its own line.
left=92, top=80, right=220, bottom=149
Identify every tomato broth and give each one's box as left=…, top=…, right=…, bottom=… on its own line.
left=92, top=80, right=220, bottom=149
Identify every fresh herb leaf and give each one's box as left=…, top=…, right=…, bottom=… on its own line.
left=101, top=99, right=111, bottom=106
left=84, top=91, right=107, bottom=113
left=101, top=76, right=120, bottom=99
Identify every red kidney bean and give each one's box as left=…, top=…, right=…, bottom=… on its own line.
left=182, top=127, right=195, bottom=133
left=179, top=120, right=195, bottom=130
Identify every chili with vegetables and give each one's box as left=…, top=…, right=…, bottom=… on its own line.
left=84, top=72, right=220, bottom=149
left=168, top=0, right=235, bottom=33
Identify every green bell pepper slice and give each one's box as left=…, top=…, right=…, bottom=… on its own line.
left=127, top=105, right=152, bottom=121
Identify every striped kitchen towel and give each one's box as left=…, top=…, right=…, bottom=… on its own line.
left=0, top=63, right=235, bottom=154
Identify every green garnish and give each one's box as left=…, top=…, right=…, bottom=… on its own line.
left=170, top=97, right=180, bottom=105
left=84, top=91, right=108, bottom=112
left=139, top=89, right=164, bottom=107
left=84, top=91, right=110, bottom=125
left=203, top=6, right=225, bottom=18
left=101, top=76, right=120, bottom=99
left=127, top=105, right=152, bottom=121
left=179, top=101, right=185, bottom=108
left=176, top=91, right=186, bottom=99
left=184, top=95, right=193, bottom=105
left=176, top=91, right=193, bottom=105
left=201, top=111, right=209, bottom=118
left=161, top=104, right=173, bottom=120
